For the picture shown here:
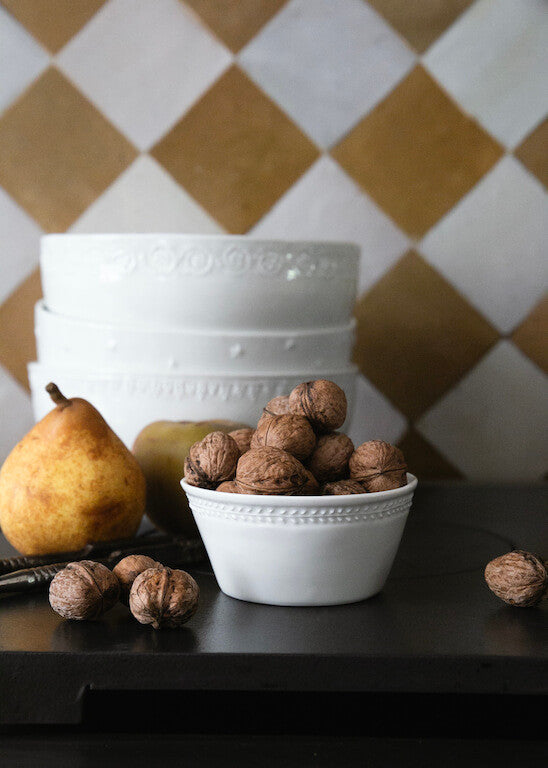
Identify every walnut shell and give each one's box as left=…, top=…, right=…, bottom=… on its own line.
left=297, top=469, right=321, bottom=496
left=251, top=413, right=316, bottom=461
left=307, top=432, right=354, bottom=482
left=228, top=428, right=255, bottom=455
left=184, top=431, right=240, bottom=489
left=349, top=440, right=407, bottom=492
left=289, top=379, right=347, bottom=433
left=263, top=395, right=290, bottom=416
left=49, top=560, right=120, bottom=620
left=129, top=566, right=199, bottom=629
left=323, top=479, right=365, bottom=496
left=113, top=554, right=160, bottom=605
left=216, top=480, right=240, bottom=493
left=484, top=551, right=548, bottom=607
left=235, top=447, right=309, bottom=495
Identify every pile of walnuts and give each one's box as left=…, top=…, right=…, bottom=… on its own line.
left=49, top=554, right=199, bottom=629
left=184, top=379, right=408, bottom=496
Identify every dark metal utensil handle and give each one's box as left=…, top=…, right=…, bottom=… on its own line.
left=0, top=549, right=92, bottom=575
left=0, top=562, right=74, bottom=593
left=0, top=531, right=173, bottom=576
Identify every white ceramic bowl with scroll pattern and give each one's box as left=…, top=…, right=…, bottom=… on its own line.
left=40, top=235, right=359, bottom=331
left=181, top=475, right=417, bottom=606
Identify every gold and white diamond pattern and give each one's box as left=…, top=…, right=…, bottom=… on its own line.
left=0, top=0, right=546, bottom=479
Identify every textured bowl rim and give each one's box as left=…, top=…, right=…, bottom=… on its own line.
left=27, top=361, right=358, bottom=380
left=35, top=300, right=357, bottom=339
left=181, top=473, right=417, bottom=508
left=41, top=233, right=361, bottom=254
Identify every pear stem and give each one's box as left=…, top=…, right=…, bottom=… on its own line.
left=46, top=382, right=71, bottom=408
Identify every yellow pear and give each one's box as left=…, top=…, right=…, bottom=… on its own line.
left=133, top=419, right=248, bottom=536
left=0, top=383, right=146, bottom=555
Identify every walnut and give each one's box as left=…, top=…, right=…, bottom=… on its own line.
left=307, top=432, right=354, bottom=482
left=235, top=447, right=309, bottom=495
left=323, top=479, right=365, bottom=496
left=113, top=554, right=160, bottom=605
left=297, top=469, right=320, bottom=496
left=289, top=379, right=347, bottom=433
left=129, top=566, right=199, bottom=629
left=263, top=395, right=290, bottom=416
left=251, top=412, right=316, bottom=461
left=184, top=431, right=240, bottom=489
left=49, top=561, right=120, bottom=620
left=485, top=551, right=548, bottom=607
left=228, top=428, right=255, bottom=455
left=349, top=440, right=407, bottom=492
left=216, top=480, right=240, bottom=493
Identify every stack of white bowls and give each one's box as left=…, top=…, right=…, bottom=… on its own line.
left=29, top=235, right=359, bottom=447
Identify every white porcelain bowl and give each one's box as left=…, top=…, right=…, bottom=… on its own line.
left=34, top=302, right=356, bottom=374
left=41, top=235, right=359, bottom=330
left=182, top=475, right=417, bottom=606
left=28, top=363, right=357, bottom=448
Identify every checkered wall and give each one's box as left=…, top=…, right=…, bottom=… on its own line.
left=0, top=0, right=546, bottom=480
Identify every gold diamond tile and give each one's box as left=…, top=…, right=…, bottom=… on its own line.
left=353, top=251, right=499, bottom=418
left=514, top=118, right=548, bottom=189
left=152, top=65, right=319, bottom=232
left=1, top=0, right=106, bottom=53
left=0, top=68, right=137, bottom=232
left=398, top=428, right=463, bottom=479
left=184, top=0, right=288, bottom=52
left=0, top=268, right=41, bottom=390
left=367, top=0, right=474, bottom=53
left=511, top=295, right=548, bottom=374
left=332, top=66, right=503, bottom=237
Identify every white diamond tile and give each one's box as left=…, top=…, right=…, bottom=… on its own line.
left=251, top=156, right=409, bottom=293
left=0, top=6, right=49, bottom=113
left=56, top=0, right=232, bottom=150
left=348, top=374, right=407, bottom=448
left=420, top=157, right=548, bottom=334
left=239, top=0, right=415, bottom=148
left=0, top=187, right=43, bottom=304
left=417, top=342, right=548, bottom=481
left=424, top=0, right=548, bottom=148
left=0, top=365, right=34, bottom=465
left=69, top=155, right=225, bottom=234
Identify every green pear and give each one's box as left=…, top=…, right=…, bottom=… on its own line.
left=0, top=383, right=146, bottom=555
left=133, top=420, right=248, bottom=536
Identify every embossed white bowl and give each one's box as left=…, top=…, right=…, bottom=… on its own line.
left=181, top=475, right=417, bottom=606
left=28, top=362, right=357, bottom=449
left=34, top=302, right=356, bottom=374
left=41, top=235, right=359, bottom=330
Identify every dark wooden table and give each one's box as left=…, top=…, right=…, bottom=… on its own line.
left=1, top=483, right=547, bottom=766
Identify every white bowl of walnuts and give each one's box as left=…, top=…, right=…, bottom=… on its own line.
left=181, top=380, right=417, bottom=606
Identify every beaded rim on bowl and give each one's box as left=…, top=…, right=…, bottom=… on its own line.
left=181, top=474, right=417, bottom=507
left=181, top=475, right=417, bottom=525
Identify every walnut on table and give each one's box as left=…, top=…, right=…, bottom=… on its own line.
left=484, top=551, right=548, bottom=607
